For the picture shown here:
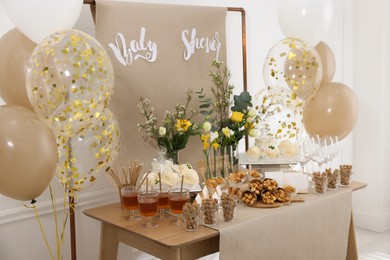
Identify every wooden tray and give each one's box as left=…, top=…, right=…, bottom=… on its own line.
left=248, top=197, right=305, bottom=208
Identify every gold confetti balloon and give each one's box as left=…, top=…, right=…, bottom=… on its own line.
left=56, top=109, right=121, bottom=192
left=263, top=37, right=322, bottom=101
left=254, top=86, right=303, bottom=142
left=26, top=29, right=115, bottom=137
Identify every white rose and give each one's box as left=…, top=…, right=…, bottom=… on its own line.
left=161, top=168, right=181, bottom=186
left=171, top=164, right=179, bottom=172
left=278, top=140, right=297, bottom=157
left=202, top=121, right=212, bottom=132
left=248, top=108, right=257, bottom=117
left=178, top=163, right=192, bottom=173
left=246, top=116, right=254, bottom=123
left=181, top=168, right=199, bottom=186
left=159, top=127, right=166, bottom=136
left=248, top=128, right=258, bottom=137
left=142, top=172, right=159, bottom=187
left=264, top=146, right=281, bottom=158
left=210, top=131, right=219, bottom=142
left=246, top=146, right=261, bottom=157
left=275, top=147, right=281, bottom=157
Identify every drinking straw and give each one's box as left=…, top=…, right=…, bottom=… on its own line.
left=122, top=166, right=128, bottom=186
left=180, top=175, right=184, bottom=193
left=158, top=172, right=162, bottom=192
left=108, top=168, right=121, bottom=187
left=137, top=169, right=152, bottom=191
left=146, top=177, right=149, bottom=195
left=108, top=160, right=144, bottom=188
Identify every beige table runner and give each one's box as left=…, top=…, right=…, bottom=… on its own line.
left=216, top=188, right=352, bottom=260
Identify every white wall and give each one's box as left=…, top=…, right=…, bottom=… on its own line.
left=352, top=0, right=390, bottom=232
left=0, top=0, right=387, bottom=259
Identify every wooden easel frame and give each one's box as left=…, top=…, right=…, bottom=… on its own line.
left=69, top=2, right=247, bottom=260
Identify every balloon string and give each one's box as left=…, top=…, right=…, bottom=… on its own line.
left=50, top=184, right=60, bottom=259
left=25, top=183, right=70, bottom=260
left=32, top=205, right=54, bottom=260
left=67, top=137, right=74, bottom=191
left=60, top=185, right=69, bottom=255
left=51, top=184, right=68, bottom=260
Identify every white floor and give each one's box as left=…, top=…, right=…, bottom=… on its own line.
left=356, top=228, right=390, bottom=259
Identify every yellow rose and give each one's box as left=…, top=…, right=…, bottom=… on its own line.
left=230, top=111, right=244, bottom=123
left=175, top=119, right=192, bottom=132
left=222, top=127, right=230, bottom=137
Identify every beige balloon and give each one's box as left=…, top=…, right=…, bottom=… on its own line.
left=0, top=105, right=57, bottom=201
left=0, top=28, right=36, bottom=108
left=303, top=82, right=358, bottom=141
left=315, top=41, right=336, bottom=86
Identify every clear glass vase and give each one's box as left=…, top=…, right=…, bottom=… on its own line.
left=166, top=149, right=179, bottom=165
left=206, top=144, right=238, bottom=179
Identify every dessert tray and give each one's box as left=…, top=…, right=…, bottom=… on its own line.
left=238, top=153, right=297, bottom=166
left=247, top=197, right=304, bottom=208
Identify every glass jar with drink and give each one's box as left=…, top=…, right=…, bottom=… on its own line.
left=121, top=185, right=141, bottom=221
left=154, top=188, right=169, bottom=220
left=168, top=188, right=190, bottom=225
left=137, top=190, right=159, bottom=228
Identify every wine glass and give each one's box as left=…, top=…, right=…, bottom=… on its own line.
left=168, top=188, right=190, bottom=225
left=325, top=136, right=340, bottom=170
left=137, top=190, right=159, bottom=228
left=293, top=133, right=316, bottom=174
left=312, top=135, right=330, bottom=171
left=120, top=185, right=141, bottom=221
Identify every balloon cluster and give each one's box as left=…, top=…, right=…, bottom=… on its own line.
left=261, top=0, right=358, bottom=141
left=0, top=28, right=120, bottom=200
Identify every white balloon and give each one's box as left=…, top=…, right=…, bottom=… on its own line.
left=277, top=0, right=333, bottom=46
left=1, top=0, right=83, bottom=43
left=0, top=2, right=14, bottom=37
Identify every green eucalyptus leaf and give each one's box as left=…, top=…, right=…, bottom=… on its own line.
left=231, top=105, right=240, bottom=112
left=240, top=91, right=252, bottom=102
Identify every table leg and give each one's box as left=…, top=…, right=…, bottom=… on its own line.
left=100, top=223, right=119, bottom=260
left=346, top=213, right=358, bottom=260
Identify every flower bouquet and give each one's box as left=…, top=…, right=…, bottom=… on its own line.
left=137, top=89, right=201, bottom=164
left=197, top=60, right=260, bottom=179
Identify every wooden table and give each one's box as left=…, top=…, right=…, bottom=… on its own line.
left=83, top=181, right=366, bottom=260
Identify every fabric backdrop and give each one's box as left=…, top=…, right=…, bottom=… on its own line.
left=95, top=0, right=227, bottom=171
